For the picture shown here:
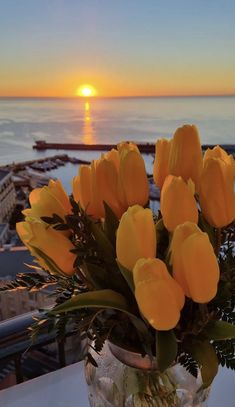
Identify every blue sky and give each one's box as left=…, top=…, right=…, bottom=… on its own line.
left=0, top=0, right=235, bottom=96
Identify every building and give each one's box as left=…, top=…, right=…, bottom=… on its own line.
left=0, top=224, right=9, bottom=247
left=0, top=169, right=16, bottom=224
left=0, top=246, right=54, bottom=321
left=0, top=246, right=83, bottom=391
left=0, top=284, right=54, bottom=321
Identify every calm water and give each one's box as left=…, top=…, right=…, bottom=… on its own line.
left=0, top=96, right=234, bottom=190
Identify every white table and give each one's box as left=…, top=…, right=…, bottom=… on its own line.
left=0, top=362, right=235, bottom=407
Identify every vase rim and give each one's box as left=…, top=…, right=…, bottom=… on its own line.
left=108, top=340, right=159, bottom=371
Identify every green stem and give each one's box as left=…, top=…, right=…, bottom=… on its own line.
left=215, top=228, right=221, bottom=257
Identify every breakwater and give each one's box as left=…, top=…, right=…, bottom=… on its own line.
left=32, top=140, right=235, bottom=155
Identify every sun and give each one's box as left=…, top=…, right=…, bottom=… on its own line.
left=76, top=84, right=97, bottom=97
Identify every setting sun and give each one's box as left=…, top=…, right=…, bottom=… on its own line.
left=77, top=84, right=97, bottom=97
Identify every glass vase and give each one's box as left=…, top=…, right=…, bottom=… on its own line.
left=84, top=341, right=211, bottom=407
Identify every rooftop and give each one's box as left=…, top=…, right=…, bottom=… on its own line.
left=0, top=168, right=11, bottom=182
left=0, top=247, right=35, bottom=278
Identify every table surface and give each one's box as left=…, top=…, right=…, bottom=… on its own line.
left=0, top=362, right=235, bottom=407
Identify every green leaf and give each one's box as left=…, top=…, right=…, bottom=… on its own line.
left=84, top=261, right=131, bottom=295
left=90, top=220, right=115, bottom=261
left=50, top=289, right=132, bottom=315
left=103, top=201, right=119, bottom=247
left=49, top=288, right=152, bottom=348
left=41, top=216, right=55, bottom=224
left=202, top=321, right=235, bottom=341
left=155, top=330, right=178, bottom=372
left=116, top=261, right=135, bottom=293
left=82, top=262, right=113, bottom=290
left=190, top=341, right=218, bottom=388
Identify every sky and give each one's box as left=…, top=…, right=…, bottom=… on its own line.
left=0, top=0, right=235, bottom=97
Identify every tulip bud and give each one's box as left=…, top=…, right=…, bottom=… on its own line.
left=118, top=147, right=149, bottom=208
left=160, top=175, right=198, bottom=231
left=204, top=145, right=235, bottom=169
left=169, top=125, right=203, bottom=191
left=117, top=141, right=139, bottom=155
left=16, top=221, right=76, bottom=276
left=72, top=165, right=87, bottom=205
left=133, top=258, right=185, bottom=330
left=72, top=163, right=104, bottom=218
left=153, top=138, right=172, bottom=189
left=104, top=148, right=120, bottom=172
left=199, top=155, right=235, bottom=228
left=73, top=143, right=149, bottom=219
left=95, top=156, right=125, bottom=218
left=116, top=205, right=156, bottom=270
left=23, top=180, right=71, bottom=221
left=170, top=222, right=220, bottom=303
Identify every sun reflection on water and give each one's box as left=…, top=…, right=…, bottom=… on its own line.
left=82, top=101, right=96, bottom=144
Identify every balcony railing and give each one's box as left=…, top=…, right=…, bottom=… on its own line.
left=0, top=311, right=78, bottom=385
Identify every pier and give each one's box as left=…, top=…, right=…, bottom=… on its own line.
left=32, top=140, right=235, bottom=155
left=33, top=140, right=155, bottom=153
left=2, top=154, right=90, bottom=173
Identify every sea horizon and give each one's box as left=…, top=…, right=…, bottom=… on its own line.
left=1, top=94, right=235, bottom=100
left=0, top=96, right=235, bottom=176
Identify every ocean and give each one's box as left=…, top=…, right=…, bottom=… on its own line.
left=0, top=96, right=235, bottom=191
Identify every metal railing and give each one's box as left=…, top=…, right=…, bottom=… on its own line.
left=0, top=311, right=72, bottom=384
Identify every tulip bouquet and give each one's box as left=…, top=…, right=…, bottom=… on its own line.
left=3, top=125, right=235, bottom=394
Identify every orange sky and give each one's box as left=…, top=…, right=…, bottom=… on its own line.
left=1, top=2, right=235, bottom=98
left=1, top=67, right=235, bottom=98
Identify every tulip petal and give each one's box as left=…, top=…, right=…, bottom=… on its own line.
left=153, top=138, right=172, bottom=189
left=17, top=221, right=76, bottom=276
left=133, top=258, right=185, bottom=310
left=171, top=222, right=220, bottom=303
left=104, top=148, right=120, bottom=172
left=169, top=124, right=203, bottom=191
left=116, top=205, right=156, bottom=271
left=118, top=150, right=149, bottom=207
left=161, top=175, right=198, bottom=231
left=181, top=233, right=220, bottom=303
left=48, top=180, right=71, bottom=214
left=96, top=158, right=124, bottom=218
left=24, top=180, right=71, bottom=222
left=199, top=157, right=235, bottom=228
left=135, top=279, right=181, bottom=330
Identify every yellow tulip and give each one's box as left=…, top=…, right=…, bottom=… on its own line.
left=95, top=156, right=125, bottom=219
left=199, top=151, right=235, bottom=228
left=23, top=180, right=71, bottom=222
left=116, top=205, right=156, bottom=271
left=160, top=175, right=198, bottom=231
left=204, top=145, right=235, bottom=169
left=118, top=144, right=149, bottom=208
left=73, top=142, right=149, bottom=219
left=16, top=221, right=76, bottom=276
left=169, top=124, right=203, bottom=191
left=133, top=258, right=185, bottom=330
left=117, top=141, right=139, bottom=155
left=72, top=162, right=104, bottom=218
left=153, top=138, right=172, bottom=189
left=104, top=148, right=120, bottom=172
left=170, top=222, right=220, bottom=303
